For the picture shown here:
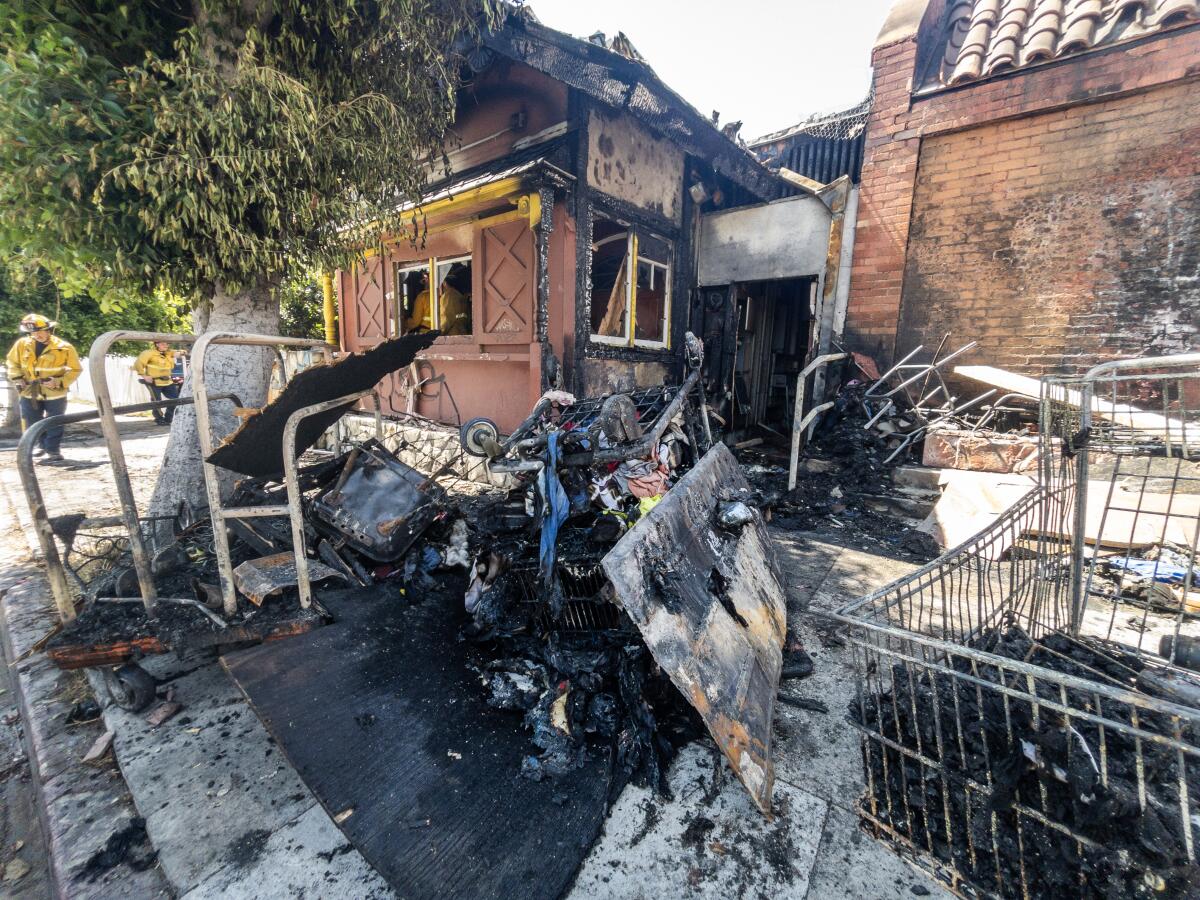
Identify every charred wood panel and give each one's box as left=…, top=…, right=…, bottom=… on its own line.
left=207, top=333, right=437, bottom=478
left=601, top=443, right=787, bottom=814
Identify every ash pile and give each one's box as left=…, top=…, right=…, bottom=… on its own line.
left=853, top=625, right=1200, bottom=898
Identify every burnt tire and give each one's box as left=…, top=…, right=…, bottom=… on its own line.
left=460, top=417, right=500, bottom=458
left=104, top=663, right=158, bottom=712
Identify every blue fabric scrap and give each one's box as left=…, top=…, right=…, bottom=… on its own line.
left=538, top=431, right=570, bottom=586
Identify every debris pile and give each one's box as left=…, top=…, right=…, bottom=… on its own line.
left=1092, top=543, right=1200, bottom=618
left=748, top=381, right=940, bottom=560
left=429, top=357, right=786, bottom=809
left=853, top=625, right=1200, bottom=898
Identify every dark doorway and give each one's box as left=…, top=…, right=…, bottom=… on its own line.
left=692, top=277, right=815, bottom=439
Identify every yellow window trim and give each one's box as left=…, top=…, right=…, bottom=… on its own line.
left=627, top=233, right=638, bottom=348
left=359, top=178, right=539, bottom=249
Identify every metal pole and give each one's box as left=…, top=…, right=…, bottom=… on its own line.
left=89, top=331, right=197, bottom=615
left=282, top=391, right=370, bottom=609
left=17, top=422, right=76, bottom=621
left=15, top=394, right=239, bottom=624
left=880, top=342, right=978, bottom=400
left=863, top=345, right=924, bottom=397
left=1069, top=380, right=1092, bottom=637
left=789, top=352, right=848, bottom=491
left=192, top=332, right=335, bottom=616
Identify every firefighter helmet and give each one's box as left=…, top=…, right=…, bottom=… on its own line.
left=19, top=313, right=55, bottom=334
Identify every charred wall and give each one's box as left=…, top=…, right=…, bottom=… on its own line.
left=897, top=79, right=1200, bottom=377
left=586, top=107, right=684, bottom=224
left=847, top=21, right=1200, bottom=366
left=447, top=61, right=568, bottom=173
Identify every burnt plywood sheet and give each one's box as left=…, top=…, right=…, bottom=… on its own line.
left=221, top=588, right=612, bottom=900
left=207, top=332, right=437, bottom=477
left=601, top=442, right=787, bottom=814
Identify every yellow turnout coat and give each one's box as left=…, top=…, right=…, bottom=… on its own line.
left=5, top=334, right=82, bottom=400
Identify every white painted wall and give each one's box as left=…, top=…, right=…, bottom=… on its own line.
left=697, top=193, right=832, bottom=286
left=69, top=356, right=148, bottom=408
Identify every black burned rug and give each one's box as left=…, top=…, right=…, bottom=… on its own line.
left=221, top=586, right=613, bottom=900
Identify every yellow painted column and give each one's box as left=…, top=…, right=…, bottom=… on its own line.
left=320, top=272, right=337, bottom=347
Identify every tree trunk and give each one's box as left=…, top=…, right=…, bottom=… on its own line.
left=148, top=278, right=278, bottom=527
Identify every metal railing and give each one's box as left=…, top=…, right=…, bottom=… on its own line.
left=281, top=391, right=381, bottom=608
left=16, top=393, right=239, bottom=622
left=787, top=351, right=847, bottom=491
left=836, top=354, right=1200, bottom=898
left=89, top=331, right=197, bottom=609
left=191, top=332, right=336, bottom=615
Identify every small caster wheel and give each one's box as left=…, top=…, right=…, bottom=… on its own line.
left=460, top=417, right=501, bottom=458
left=103, top=663, right=158, bottom=712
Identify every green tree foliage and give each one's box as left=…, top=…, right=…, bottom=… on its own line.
left=0, top=0, right=496, bottom=309
left=0, top=262, right=187, bottom=355
left=277, top=274, right=329, bottom=340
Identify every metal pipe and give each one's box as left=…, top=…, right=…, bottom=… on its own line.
left=89, top=331, right=197, bottom=613
left=788, top=352, right=848, bottom=491
left=864, top=345, right=923, bottom=397
left=16, top=393, right=239, bottom=623
left=192, top=332, right=335, bottom=615
left=881, top=342, right=978, bottom=399
left=878, top=388, right=997, bottom=466
left=796, top=401, right=836, bottom=436
left=861, top=400, right=895, bottom=431
left=282, top=391, right=372, bottom=609
left=220, top=505, right=293, bottom=518
left=1083, top=353, right=1200, bottom=380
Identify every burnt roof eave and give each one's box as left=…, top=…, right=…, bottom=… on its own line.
left=482, top=19, right=785, bottom=203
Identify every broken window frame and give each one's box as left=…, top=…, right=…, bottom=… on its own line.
left=432, top=254, right=474, bottom=340
left=392, top=255, right=475, bottom=340
left=392, top=260, right=433, bottom=336
left=588, top=216, right=672, bottom=351
left=631, top=235, right=671, bottom=350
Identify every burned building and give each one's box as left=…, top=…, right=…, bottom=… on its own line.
left=335, top=6, right=800, bottom=434
left=844, top=0, right=1200, bottom=374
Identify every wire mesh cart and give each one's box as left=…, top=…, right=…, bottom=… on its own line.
left=835, top=354, right=1200, bottom=898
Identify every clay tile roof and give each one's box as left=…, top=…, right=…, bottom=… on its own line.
left=938, top=0, right=1199, bottom=85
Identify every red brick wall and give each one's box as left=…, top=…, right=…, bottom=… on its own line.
left=848, top=22, right=1200, bottom=371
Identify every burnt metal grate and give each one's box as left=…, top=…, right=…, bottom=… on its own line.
left=837, top=355, right=1200, bottom=899
left=512, top=563, right=630, bottom=634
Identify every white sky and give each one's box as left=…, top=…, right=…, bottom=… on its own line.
left=525, top=0, right=897, bottom=141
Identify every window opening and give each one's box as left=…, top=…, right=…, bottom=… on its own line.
left=633, top=234, right=670, bottom=347
left=589, top=215, right=671, bottom=349
left=435, top=256, right=473, bottom=336
left=590, top=218, right=630, bottom=344
left=395, top=262, right=432, bottom=334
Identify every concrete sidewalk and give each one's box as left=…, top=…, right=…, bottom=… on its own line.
left=0, top=416, right=945, bottom=898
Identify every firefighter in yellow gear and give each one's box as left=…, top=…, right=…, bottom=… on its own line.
left=403, top=265, right=471, bottom=336
left=4, top=314, right=82, bottom=462
left=133, top=340, right=181, bottom=425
